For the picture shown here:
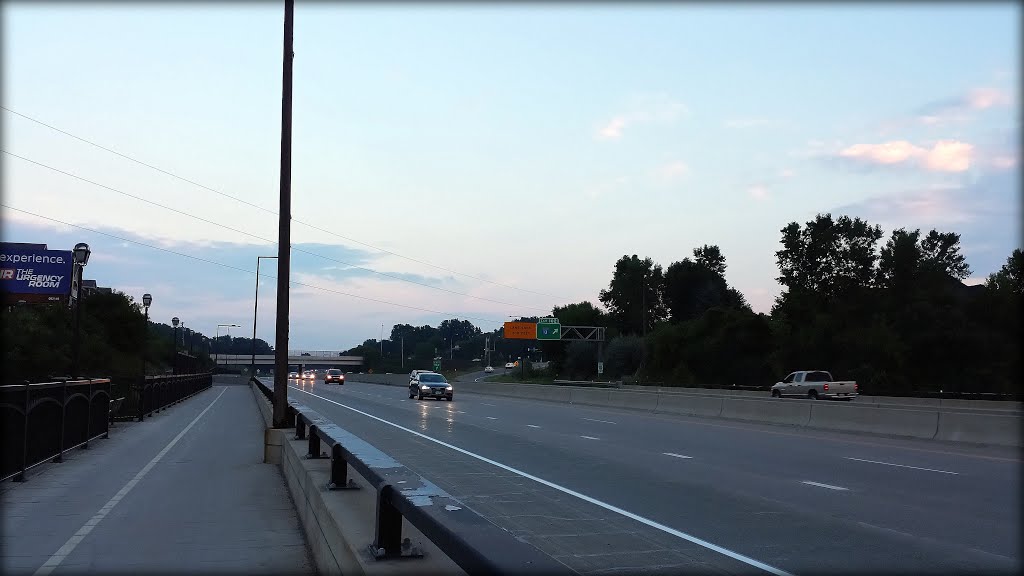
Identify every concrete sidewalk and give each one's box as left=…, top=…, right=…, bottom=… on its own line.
left=2, top=376, right=313, bottom=576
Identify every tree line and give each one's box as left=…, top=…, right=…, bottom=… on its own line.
left=352, top=212, right=1020, bottom=397
left=2, top=291, right=273, bottom=383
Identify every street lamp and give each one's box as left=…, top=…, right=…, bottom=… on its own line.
left=252, top=256, right=277, bottom=375
left=70, top=242, right=91, bottom=377
left=172, top=317, right=180, bottom=374
left=141, top=293, right=152, bottom=377
left=216, top=323, right=241, bottom=370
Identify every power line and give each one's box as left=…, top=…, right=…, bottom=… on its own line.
left=2, top=150, right=552, bottom=314
left=1, top=106, right=568, bottom=301
left=2, top=204, right=507, bottom=324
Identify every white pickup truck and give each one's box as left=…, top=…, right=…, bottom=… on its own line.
left=771, top=370, right=857, bottom=400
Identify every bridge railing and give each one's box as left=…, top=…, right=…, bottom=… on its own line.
left=1, top=378, right=112, bottom=482
left=252, top=377, right=569, bottom=574
left=116, top=373, right=213, bottom=422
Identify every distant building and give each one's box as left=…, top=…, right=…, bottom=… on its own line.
left=80, top=279, right=113, bottom=296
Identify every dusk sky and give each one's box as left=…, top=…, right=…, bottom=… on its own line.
left=2, top=2, right=1019, bottom=350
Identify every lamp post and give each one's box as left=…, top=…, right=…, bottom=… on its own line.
left=70, top=242, right=91, bottom=377
left=252, top=256, right=277, bottom=376
left=216, top=323, right=241, bottom=371
left=172, top=317, right=180, bottom=375
left=141, top=293, right=152, bottom=377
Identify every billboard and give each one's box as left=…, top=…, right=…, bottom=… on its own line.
left=503, top=321, right=537, bottom=340
left=0, top=243, right=74, bottom=297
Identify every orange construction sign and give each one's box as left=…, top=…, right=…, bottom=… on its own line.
left=503, top=321, right=537, bottom=340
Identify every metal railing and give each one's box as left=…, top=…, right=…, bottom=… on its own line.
left=251, top=377, right=571, bottom=575
left=1, top=379, right=112, bottom=482
left=118, top=373, right=213, bottom=422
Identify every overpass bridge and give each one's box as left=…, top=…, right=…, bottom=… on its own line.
left=213, top=352, right=362, bottom=368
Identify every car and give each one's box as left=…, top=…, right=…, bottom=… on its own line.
left=771, top=370, right=857, bottom=400
left=504, top=362, right=514, bottom=369
left=409, top=371, right=453, bottom=401
left=484, top=366, right=494, bottom=373
left=324, top=368, right=345, bottom=384
left=287, top=372, right=298, bottom=379
left=302, top=370, right=316, bottom=380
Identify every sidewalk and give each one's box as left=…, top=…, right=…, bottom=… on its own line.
left=2, top=376, right=314, bottom=575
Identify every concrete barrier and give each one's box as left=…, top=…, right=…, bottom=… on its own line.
left=934, top=411, right=1022, bottom=446
left=605, top=390, right=659, bottom=412
left=517, top=384, right=573, bottom=403
left=720, top=398, right=812, bottom=426
left=569, top=388, right=611, bottom=406
left=653, top=394, right=724, bottom=418
left=808, top=402, right=939, bottom=439
left=250, top=382, right=464, bottom=576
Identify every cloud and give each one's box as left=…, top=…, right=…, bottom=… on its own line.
left=834, top=139, right=974, bottom=173
left=915, top=87, right=1011, bottom=126
left=595, top=92, right=687, bottom=141
left=596, top=117, right=627, bottom=140
left=990, top=155, right=1018, bottom=169
left=777, top=169, right=796, bottom=179
left=747, top=185, right=769, bottom=200
left=655, top=160, right=689, bottom=183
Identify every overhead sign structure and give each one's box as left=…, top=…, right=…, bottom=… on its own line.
left=503, top=321, right=537, bottom=340
left=0, top=243, right=74, bottom=303
left=536, top=317, right=561, bottom=341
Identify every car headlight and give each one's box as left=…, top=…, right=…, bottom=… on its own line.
left=421, top=385, right=429, bottom=390
left=446, top=385, right=453, bottom=390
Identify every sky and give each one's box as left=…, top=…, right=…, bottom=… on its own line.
left=2, top=2, right=1020, bottom=350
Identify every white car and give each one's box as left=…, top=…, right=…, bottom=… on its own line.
left=287, top=372, right=298, bottom=379
left=484, top=366, right=494, bottom=373
left=302, top=370, right=316, bottom=380
left=504, top=362, right=514, bottom=369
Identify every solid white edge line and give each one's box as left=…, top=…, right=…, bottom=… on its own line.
left=33, top=387, right=228, bottom=576
left=663, top=453, right=693, bottom=459
left=801, top=481, right=849, bottom=491
left=288, top=385, right=793, bottom=576
left=844, top=457, right=959, bottom=475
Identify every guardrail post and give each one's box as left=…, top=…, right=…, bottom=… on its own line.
left=374, top=485, right=403, bottom=557
left=307, top=426, right=321, bottom=458
left=14, top=385, right=29, bottom=482
left=53, top=382, right=67, bottom=463
left=82, top=380, right=92, bottom=449
left=295, top=418, right=306, bottom=440
left=329, top=443, right=356, bottom=490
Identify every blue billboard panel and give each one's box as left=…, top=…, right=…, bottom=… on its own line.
left=0, top=244, right=74, bottom=296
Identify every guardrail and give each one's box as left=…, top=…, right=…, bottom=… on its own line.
left=115, top=373, right=213, bottom=421
left=252, top=377, right=570, bottom=574
left=1, top=378, right=112, bottom=482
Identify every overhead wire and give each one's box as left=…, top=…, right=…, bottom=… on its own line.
left=1, top=204, right=507, bottom=324
left=2, top=150, right=553, bottom=314
left=1, top=106, right=568, bottom=301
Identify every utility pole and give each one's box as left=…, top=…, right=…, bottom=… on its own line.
left=401, top=336, right=404, bottom=369
left=273, top=0, right=294, bottom=429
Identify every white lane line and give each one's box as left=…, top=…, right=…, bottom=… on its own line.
left=288, top=386, right=792, bottom=576
left=455, top=410, right=465, bottom=414
left=482, top=403, right=497, bottom=407
left=486, top=416, right=498, bottom=420
left=663, top=453, right=693, bottom=459
left=581, top=435, right=600, bottom=440
left=801, top=481, right=849, bottom=491
left=34, top=387, right=227, bottom=576
left=844, top=457, right=959, bottom=475
left=582, top=417, right=616, bottom=425
left=527, top=425, right=541, bottom=428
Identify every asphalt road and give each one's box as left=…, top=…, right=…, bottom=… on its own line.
left=268, top=377, right=1020, bottom=575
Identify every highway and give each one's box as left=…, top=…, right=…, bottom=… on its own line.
left=267, top=377, right=1020, bottom=575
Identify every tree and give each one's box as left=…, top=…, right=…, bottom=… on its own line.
left=551, top=301, right=607, bottom=326
left=776, top=213, right=882, bottom=301
left=986, top=248, right=1023, bottom=295
left=604, top=335, right=645, bottom=379
left=693, top=244, right=726, bottom=277
left=598, top=255, right=666, bottom=335
left=919, top=230, right=970, bottom=280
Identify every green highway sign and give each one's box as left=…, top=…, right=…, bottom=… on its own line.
left=537, top=318, right=561, bottom=341
left=433, top=357, right=441, bottom=371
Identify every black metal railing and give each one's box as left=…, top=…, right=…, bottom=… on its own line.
left=251, top=377, right=570, bottom=575
left=1, top=379, right=112, bottom=482
left=119, top=373, right=213, bottom=422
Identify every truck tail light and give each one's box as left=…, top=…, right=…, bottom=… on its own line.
left=823, top=383, right=829, bottom=391
left=854, top=383, right=858, bottom=391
